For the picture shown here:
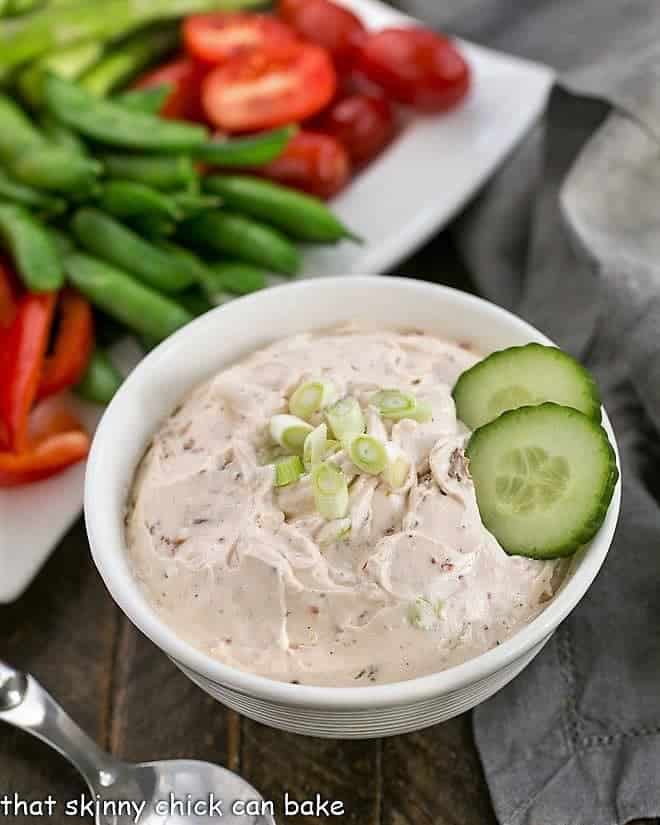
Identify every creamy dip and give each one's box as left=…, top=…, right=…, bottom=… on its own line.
left=126, top=325, right=561, bottom=687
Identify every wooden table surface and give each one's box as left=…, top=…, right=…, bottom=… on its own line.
left=0, top=235, right=506, bottom=824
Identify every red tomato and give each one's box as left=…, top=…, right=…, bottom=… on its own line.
left=357, top=27, right=471, bottom=112
left=184, top=13, right=299, bottom=66
left=313, top=92, right=397, bottom=166
left=202, top=44, right=336, bottom=133
left=257, top=130, right=350, bottom=199
left=132, top=57, right=207, bottom=121
left=278, top=0, right=367, bottom=72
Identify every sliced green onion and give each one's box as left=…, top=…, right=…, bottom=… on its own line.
left=370, top=389, right=431, bottom=422
left=270, top=414, right=313, bottom=455
left=317, top=517, right=351, bottom=545
left=346, top=434, right=387, bottom=475
left=382, top=445, right=412, bottom=491
left=289, top=379, right=337, bottom=421
left=408, top=596, right=443, bottom=630
left=303, top=423, right=339, bottom=470
left=312, top=461, right=349, bottom=520
left=325, top=397, right=365, bottom=441
left=274, top=455, right=304, bottom=487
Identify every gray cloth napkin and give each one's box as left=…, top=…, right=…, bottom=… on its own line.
left=394, top=2, right=660, bottom=823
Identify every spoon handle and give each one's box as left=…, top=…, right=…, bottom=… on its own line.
left=0, top=660, right=119, bottom=791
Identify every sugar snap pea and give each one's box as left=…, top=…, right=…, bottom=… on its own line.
left=0, top=94, right=44, bottom=164
left=177, top=287, right=213, bottom=318
left=71, top=208, right=196, bottom=293
left=45, top=75, right=209, bottom=152
left=16, top=41, right=104, bottom=108
left=79, top=24, right=179, bottom=97
left=75, top=348, right=123, bottom=404
left=101, top=152, right=196, bottom=190
left=194, top=125, right=296, bottom=167
left=180, top=211, right=301, bottom=276
left=65, top=251, right=193, bottom=342
left=115, top=84, right=172, bottom=114
left=0, top=0, right=266, bottom=79
left=97, top=180, right=181, bottom=223
left=171, top=192, right=220, bottom=219
left=205, top=175, right=360, bottom=243
left=39, top=113, right=89, bottom=155
left=0, top=169, right=65, bottom=216
left=0, top=202, right=63, bottom=292
left=10, top=145, right=101, bottom=194
left=206, top=262, right=267, bottom=296
left=129, top=213, right=175, bottom=239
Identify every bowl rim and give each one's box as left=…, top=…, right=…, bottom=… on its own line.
left=85, top=276, right=621, bottom=710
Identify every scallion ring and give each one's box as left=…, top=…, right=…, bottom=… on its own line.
left=270, top=414, right=313, bottom=454
left=289, top=379, right=337, bottom=421
left=325, top=396, right=365, bottom=441
left=312, top=461, right=349, bottom=520
left=370, top=389, right=431, bottom=422
left=274, top=455, right=304, bottom=487
left=346, top=434, right=387, bottom=475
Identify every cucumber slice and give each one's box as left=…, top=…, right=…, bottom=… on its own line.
left=467, top=403, right=618, bottom=559
left=453, top=343, right=601, bottom=430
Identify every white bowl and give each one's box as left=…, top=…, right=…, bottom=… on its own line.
left=85, top=277, right=621, bottom=739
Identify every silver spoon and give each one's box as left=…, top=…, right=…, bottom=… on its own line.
left=0, top=661, right=275, bottom=825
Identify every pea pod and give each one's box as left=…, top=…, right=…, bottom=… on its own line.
left=75, top=348, right=123, bottom=404
left=0, top=202, right=63, bottom=292
left=171, top=192, right=220, bottom=219
left=16, top=41, right=104, bottom=108
left=79, top=24, right=179, bottom=97
left=0, top=169, right=65, bottom=216
left=180, top=211, right=301, bottom=276
left=0, top=0, right=266, bottom=79
left=2, top=0, right=44, bottom=17
left=49, top=227, right=75, bottom=257
left=0, top=95, right=44, bottom=164
left=71, top=208, right=197, bottom=293
left=205, top=262, right=267, bottom=296
left=97, top=180, right=181, bottom=223
left=64, top=252, right=193, bottom=342
left=177, top=287, right=213, bottom=318
left=101, top=153, right=196, bottom=190
left=10, top=145, right=101, bottom=195
left=194, top=126, right=296, bottom=167
left=130, top=213, right=175, bottom=239
left=115, top=84, right=172, bottom=114
left=45, top=75, right=209, bottom=152
left=205, top=175, right=360, bottom=243
left=39, top=113, right=89, bottom=155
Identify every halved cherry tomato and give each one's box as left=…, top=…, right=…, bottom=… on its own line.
left=255, top=130, right=350, bottom=199
left=202, top=43, right=337, bottom=133
left=313, top=92, right=397, bottom=167
left=132, top=57, right=207, bottom=122
left=278, top=0, right=367, bottom=72
left=37, top=288, right=94, bottom=402
left=0, top=291, right=56, bottom=453
left=357, top=27, right=471, bottom=112
left=184, top=13, right=298, bottom=66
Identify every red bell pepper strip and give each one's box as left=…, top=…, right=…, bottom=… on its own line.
left=0, top=257, right=19, bottom=330
left=0, top=404, right=90, bottom=486
left=0, top=291, right=56, bottom=453
left=37, top=288, right=94, bottom=401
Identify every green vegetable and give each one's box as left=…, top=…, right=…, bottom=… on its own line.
left=10, top=145, right=101, bottom=194
left=39, top=113, right=89, bottom=155
left=0, top=202, right=63, bottom=292
left=0, top=0, right=267, bottom=79
left=303, top=423, right=338, bottom=470
left=2, top=0, right=44, bottom=17
left=129, top=213, right=175, bottom=239
left=16, top=41, right=104, bottom=108
left=45, top=75, right=209, bottom=152
left=270, top=414, right=313, bottom=455
left=0, top=169, right=65, bottom=216
left=274, top=455, right=304, bottom=487
left=194, top=126, right=296, bottom=167
left=369, top=389, right=431, bottom=423
left=204, top=174, right=359, bottom=243
left=316, top=517, right=351, bottom=545
left=101, top=152, right=196, bottom=190
left=382, top=445, right=412, bottom=491
left=79, top=24, right=179, bottom=96
left=289, top=380, right=337, bottom=421
left=48, top=227, right=75, bottom=257
left=172, top=192, right=220, bottom=219
left=97, top=180, right=180, bottom=223
left=71, top=208, right=196, bottom=293
left=0, top=94, right=44, bottom=164
left=346, top=434, right=387, bottom=475
left=176, top=287, right=213, bottom=317
left=75, top=348, right=123, bottom=404
left=115, top=84, right=172, bottom=114
left=181, top=210, right=301, bottom=276
left=64, top=251, right=193, bottom=341
left=325, top=397, right=365, bottom=441
left=452, top=343, right=602, bottom=430
left=312, top=461, right=349, bottom=520
left=467, top=403, right=618, bottom=559
left=196, top=262, right=265, bottom=299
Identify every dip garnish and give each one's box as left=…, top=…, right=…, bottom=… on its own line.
left=346, top=433, right=387, bottom=475
left=370, top=389, right=431, bottom=422
left=289, top=379, right=337, bottom=421
left=312, top=461, right=349, bottom=520
left=325, top=396, right=365, bottom=441
left=269, top=413, right=313, bottom=454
